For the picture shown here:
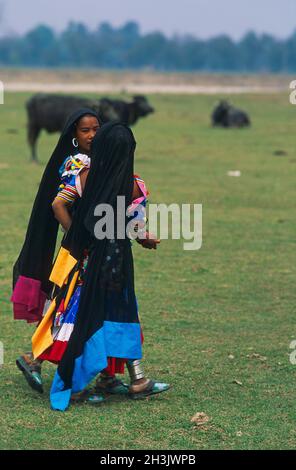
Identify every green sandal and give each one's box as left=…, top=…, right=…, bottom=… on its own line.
left=16, top=354, right=43, bottom=394
left=71, top=389, right=106, bottom=405
left=86, top=393, right=107, bottom=405
left=128, top=380, right=170, bottom=400
left=94, top=376, right=129, bottom=395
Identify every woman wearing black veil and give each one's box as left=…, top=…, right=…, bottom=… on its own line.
left=12, top=109, right=169, bottom=411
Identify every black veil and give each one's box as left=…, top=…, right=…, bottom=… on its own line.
left=51, top=123, right=138, bottom=401
left=12, top=108, right=99, bottom=295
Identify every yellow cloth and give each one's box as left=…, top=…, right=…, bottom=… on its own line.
left=49, top=246, right=77, bottom=287
left=64, top=270, right=79, bottom=310
left=32, top=299, right=57, bottom=359
left=32, top=268, right=80, bottom=359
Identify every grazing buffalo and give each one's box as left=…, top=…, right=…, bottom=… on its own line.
left=99, top=95, right=154, bottom=126
left=26, top=94, right=154, bottom=161
left=212, top=101, right=250, bottom=128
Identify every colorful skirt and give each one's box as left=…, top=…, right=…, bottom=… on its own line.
left=33, top=242, right=143, bottom=377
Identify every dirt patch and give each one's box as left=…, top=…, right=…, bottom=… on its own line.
left=0, top=69, right=291, bottom=95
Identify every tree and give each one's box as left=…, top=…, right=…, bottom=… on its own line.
left=238, top=31, right=262, bottom=71
left=22, top=25, right=56, bottom=66
left=0, top=20, right=293, bottom=72
left=60, top=22, right=92, bottom=66
left=260, top=34, right=284, bottom=72
left=284, top=30, right=296, bottom=72
left=205, top=35, right=239, bottom=71
left=126, top=32, right=167, bottom=68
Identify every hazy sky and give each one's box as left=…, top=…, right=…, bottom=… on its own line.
left=1, top=0, right=295, bottom=40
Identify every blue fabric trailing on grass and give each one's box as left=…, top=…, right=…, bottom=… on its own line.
left=50, top=321, right=142, bottom=411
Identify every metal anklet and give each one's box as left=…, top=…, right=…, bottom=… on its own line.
left=127, top=359, right=145, bottom=381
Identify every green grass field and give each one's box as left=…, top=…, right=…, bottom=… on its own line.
left=0, top=91, right=296, bottom=450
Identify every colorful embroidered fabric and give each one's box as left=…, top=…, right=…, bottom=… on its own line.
left=38, top=241, right=136, bottom=365
left=56, top=154, right=90, bottom=204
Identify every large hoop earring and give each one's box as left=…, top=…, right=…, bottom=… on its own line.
left=72, top=138, right=78, bottom=148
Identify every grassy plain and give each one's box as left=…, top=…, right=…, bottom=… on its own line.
left=0, top=90, right=295, bottom=449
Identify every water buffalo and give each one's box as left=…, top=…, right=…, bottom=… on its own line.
left=99, top=95, right=154, bottom=126
left=212, top=101, right=250, bottom=128
left=26, top=94, right=154, bottom=161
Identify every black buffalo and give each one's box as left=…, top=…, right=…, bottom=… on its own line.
left=99, top=95, right=154, bottom=126
left=26, top=94, right=154, bottom=161
left=212, top=101, right=250, bottom=128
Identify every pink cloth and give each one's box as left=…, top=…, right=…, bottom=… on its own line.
left=128, top=176, right=148, bottom=214
left=11, top=275, right=47, bottom=323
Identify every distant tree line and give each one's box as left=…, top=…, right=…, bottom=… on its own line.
left=0, top=21, right=295, bottom=72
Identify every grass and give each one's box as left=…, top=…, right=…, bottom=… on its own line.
left=0, top=90, right=296, bottom=450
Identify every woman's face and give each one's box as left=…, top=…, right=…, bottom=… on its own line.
left=75, top=115, right=100, bottom=154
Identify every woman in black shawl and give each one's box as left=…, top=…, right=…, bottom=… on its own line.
left=12, top=109, right=169, bottom=410
left=12, top=109, right=100, bottom=392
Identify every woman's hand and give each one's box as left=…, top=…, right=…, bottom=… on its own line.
left=137, top=232, right=160, bottom=250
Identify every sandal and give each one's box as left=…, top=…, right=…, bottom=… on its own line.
left=71, top=389, right=106, bottom=405
left=128, top=379, right=170, bottom=400
left=94, top=376, right=129, bottom=395
left=70, top=389, right=91, bottom=403
left=16, top=354, right=43, bottom=394
left=86, top=393, right=107, bottom=405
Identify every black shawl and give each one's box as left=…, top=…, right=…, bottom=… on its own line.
left=49, top=123, right=140, bottom=410
left=12, top=108, right=99, bottom=295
